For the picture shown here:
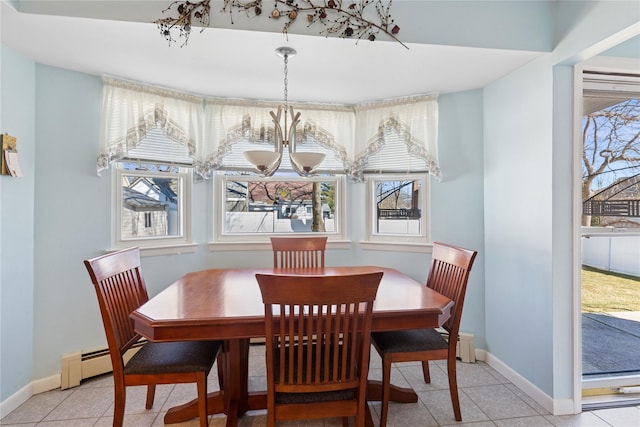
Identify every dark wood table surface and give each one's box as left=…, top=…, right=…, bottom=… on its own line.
left=131, top=266, right=453, bottom=427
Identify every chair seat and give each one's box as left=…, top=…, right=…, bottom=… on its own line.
left=124, top=340, right=221, bottom=375
left=371, top=328, right=448, bottom=353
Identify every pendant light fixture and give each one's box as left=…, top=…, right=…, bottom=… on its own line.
left=244, top=47, right=325, bottom=176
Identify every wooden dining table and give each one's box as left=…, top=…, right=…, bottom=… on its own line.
left=130, top=266, right=453, bottom=427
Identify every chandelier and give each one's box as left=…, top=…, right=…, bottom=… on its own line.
left=244, top=47, right=325, bottom=176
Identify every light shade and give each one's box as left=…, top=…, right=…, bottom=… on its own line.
left=244, top=150, right=282, bottom=172
left=290, top=152, right=326, bottom=174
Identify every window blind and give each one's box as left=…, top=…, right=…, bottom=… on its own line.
left=125, top=127, right=194, bottom=165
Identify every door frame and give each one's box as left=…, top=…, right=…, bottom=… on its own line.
left=573, top=55, right=640, bottom=412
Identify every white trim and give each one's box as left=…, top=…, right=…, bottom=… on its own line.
left=582, top=56, right=640, bottom=76
left=581, top=229, right=640, bottom=238
left=572, top=63, right=585, bottom=416
left=213, top=173, right=346, bottom=242
left=574, top=55, right=640, bottom=411
left=208, top=240, right=351, bottom=252
left=0, top=374, right=60, bottom=419
left=365, top=174, right=431, bottom=244
left=583, top=374, right=640, bottom=390
left=112, top=163, right=193, bottom=249
left=359, top=241, right=433, bottom=253
left=0, top=383, right=32, bottom=419
left=138, top=243, right=198, bottom=257
left=105, top=243, right=198, bottom=257
left=482, top=350, right=577, bottom=416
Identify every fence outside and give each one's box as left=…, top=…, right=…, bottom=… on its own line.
left=582, top=227, right=640, bottom=277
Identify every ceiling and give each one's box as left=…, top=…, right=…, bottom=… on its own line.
left=1, top=1, right=545, bottom=104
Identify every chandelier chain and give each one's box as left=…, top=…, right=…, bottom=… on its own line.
left=283, top=53, right=289, bottom=109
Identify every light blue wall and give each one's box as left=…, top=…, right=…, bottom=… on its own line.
left=601, top=35, right=640, bottom=57
left=0, top=45, right=35, bottom=402
left=484, top=58, right=555, bottom=394
left=391, top=1, right=553, bottom=51
left=483, top=0, right=639, bottom=402
left=435, top=90, right=485, bottom=346
left=32, top=66, right=105, bottom=378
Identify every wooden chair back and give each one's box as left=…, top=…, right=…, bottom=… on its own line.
left=84, top=247, right=148, bottom=372
left=84, top=247, right=219, bottom=427
left=427, top=242, right=477, bottom=336
left=256, top=272, right=382, bottom=425
left=270, top=236, right=327, bottom=269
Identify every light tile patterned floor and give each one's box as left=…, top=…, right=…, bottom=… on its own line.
left=2, top=344, right=639, bottom=426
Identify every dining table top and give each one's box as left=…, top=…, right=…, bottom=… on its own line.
left=131, top=266, right=454, bottom=342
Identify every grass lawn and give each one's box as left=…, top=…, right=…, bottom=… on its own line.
left=582, top=266, right=640, bottom=313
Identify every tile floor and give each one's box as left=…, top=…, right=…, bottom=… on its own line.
left=2, top=344, right=639, bottom=427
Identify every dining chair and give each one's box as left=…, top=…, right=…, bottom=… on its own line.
left=370, top=242, right=477, bottom=425
left=256, top=271, right=383, bottom=427
left=84, top=247, right=222, bottom=427
left=270, top=236, right=327, bottom=268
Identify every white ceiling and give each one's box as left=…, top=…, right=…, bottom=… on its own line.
left=1, top=1, right=544, bottom=104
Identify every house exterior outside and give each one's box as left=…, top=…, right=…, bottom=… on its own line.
left=121, top=177, right=178, bottom=238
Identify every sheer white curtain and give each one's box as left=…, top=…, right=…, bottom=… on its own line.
left=204, top=98, right=356, bottom=174
left=352, top=94, right=439, bottom=181
left=98, top=79, right=439, bottom=180
left=98, top=78, right=206, bottom=175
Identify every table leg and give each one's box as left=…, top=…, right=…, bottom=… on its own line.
left=222, top=339, right=250, bottom=424
left=365, top=380, right=418, bottom=403
left=164, top=339, right=253, bottom=426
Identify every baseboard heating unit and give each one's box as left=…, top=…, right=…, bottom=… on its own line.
left=60, top=341, right=145, bottom=389
left=440, top=331, right=476, bottom=363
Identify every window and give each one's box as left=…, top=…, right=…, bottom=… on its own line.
left=110, top=124, right=194, bottom=250
left=113, top=163, right=191, bottom=248
left=366, top=174, right=429, bottom=244
left=214, top=173, right=344, bottom=241
left=144, top=212, right=152, bottom=228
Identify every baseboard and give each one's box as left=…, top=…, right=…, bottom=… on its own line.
left=33, top=374, right=61, bottom=394
left=0, top=382, right=32, bottom=419
left=482, top=350, right=576, bottom=416
left=0, top=374, right=61, bottom=419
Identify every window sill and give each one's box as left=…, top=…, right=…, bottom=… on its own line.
left=208, top=240, right=352, bottom=252
left=360, top=241, right=433, bottom=253
left=111, top=243, right=198, bottom=257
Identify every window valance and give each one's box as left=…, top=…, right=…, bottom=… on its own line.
left=98, top=79, right=439, bottom=181
left=98, top=78, right=207, bottom=175
left=352, top=95, right=440, bottom=180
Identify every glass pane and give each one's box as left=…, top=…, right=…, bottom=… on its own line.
left=374, top=179, right=422, bottom=235
left=581, top=94, right=640, bottom=380
left=581, top=97, right=640, bottom=227
left=120, top=165, right=182, bottom=239
left=224, top=179, right=336, bottom=234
